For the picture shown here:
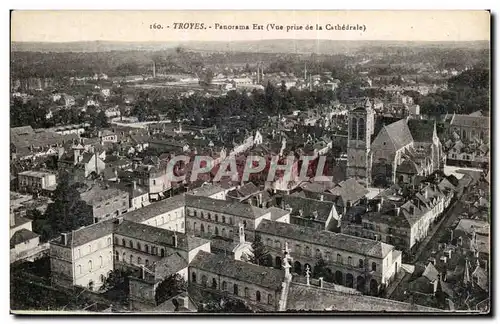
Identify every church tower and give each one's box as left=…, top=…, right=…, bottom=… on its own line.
left=346, top=99, right=375, bottom=183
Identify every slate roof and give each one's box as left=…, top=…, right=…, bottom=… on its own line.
left=58, top=219, right=116, bottom=247
left=189, top=251, right=285, bottom=291
left=266, top=206, right=290, bottom=221
left=286, top=282, right=442, bottom=312
left=188, top=184, right=226, bottom=197
left=122, top=194, right=185, bottom=223
left=227, top=182, right=260, bottom=199
left=382, top=119, right=414, bottom=150
left=154, top=252, right=188, bottom=280
left=408, top=119, right=435, bottom=143
left=185, top=194, right=270, bottom=220
left=472, top=265, right=489, bottom=292
left=450, top=114, right=490, bottom=128
left=115, top=220, right=210, bottom=252
left=282, top=195, right=335, bottom=222
left=327, top=178, right=368, bottom=205
left=256, top=219, right=393, bottom=259
left=11, top=215, right=32, bottom=229
left=10, top=229, right=39, bottom=248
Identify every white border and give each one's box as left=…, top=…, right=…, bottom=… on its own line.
left=2, top=1, right=497, bottom=324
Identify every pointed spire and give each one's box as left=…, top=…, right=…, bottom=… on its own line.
left=305, top=264, right=311, bottom=286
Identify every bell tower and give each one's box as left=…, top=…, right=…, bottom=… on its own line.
left=346, top=98, right=375, bottom=183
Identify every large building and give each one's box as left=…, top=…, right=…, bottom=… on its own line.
left=347, top=100, right=443, bottom=186
left=17, top=170, right=57, bottom=194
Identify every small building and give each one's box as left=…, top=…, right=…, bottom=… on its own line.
left=17, top=170, right=57, bottom=194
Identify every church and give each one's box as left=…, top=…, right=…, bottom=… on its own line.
left=346, top=99, right=443, bottom=187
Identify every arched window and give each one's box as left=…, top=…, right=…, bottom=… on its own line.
left=244, top=287, right=249, bottom=298
left=193, top=222, right=198, bottom=231
left=222, top=281, right=227, bottom=291
left=137, top=242, right=141, bottom=251
left=145, top=259, right=149, bottom=266
left=201, top=224, right=205, bottom=233
left=88, top=244, right=92, bottom=253
left=77, top=265, right=82, bottom=274
left=347, top=257, right=352, bottom=266
left=337, top=253, right=343, bottom=263
left=233, top=284, right=239, bottom=295
left=129, top=254, right=133, bottom=264
left=243, top=220, right=247, bottom=228
left=122, top=239, right=126, bottom=246
left=256, top=291, right=261, bottom=302
left=305, top=246, right=311, bottom=256
left=222, top=228, right=226, bottom=237
left=351, top=118, right=358, bottom=140
left=122, top=252, right=126, bottom=262
left=137, top=257, right=142, bottom=264
left=222, top=216, right=226, bottom=223
left=358, top=118, right=365, bottom=140
left=161, top=248, right=165, bottom=257
left=129, top=240, right=133, bottom=248
left=99, top=256, right=103, bottom=267
left=194, top=210, right=197, bottom=217
left=208, top=225, right=212, bottom=233
left=201, top=212, right=204, bottom=219
left=215, top=227, right=219, bottom=236
left=359, top=259, right=364, bottom=268
left=107, top=238, right=111, bottom=246
left=268, top=294, right=273, bottom=305
left=88, top=260, right=93, bottom=272
left=192, top=272, right=197, bottom=283
left=208, top=213, right=211, bottom=220
left=115, top=251, right=119, bottom=261
left=201, top=275, right=207, bottom=287
left=215, top=214, right=219, bottom=222
left=372, top=262, right=377, bottom=272
left=161, top=216, right=165, bottom=224
left=100, top=274, right=105, bottom=283
left=145, top=244, right=149, bottom=253
left=212, top=278, right=217, bottom=289
left=229, top=218, right=234, bottom=225
left=275, top=240, right=281, bottom=249
left=316, top=249, right=322, bottom=258
left=462, top=129, right=467, bottom=140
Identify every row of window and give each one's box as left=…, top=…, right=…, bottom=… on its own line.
left=115, top=251, right=151, bottom=266
left=145, top=214, right=183, bottom=227
left=263, top=238, right=378, bottom=271
left=76, top=238, right=112, bottom=258
left=191, top=272, right=273, bottom=305
left=189, top=221, right=234, bottom=238
left=115, top=237, right=170, bottom=256
left=188, top=208, right=235, bottom=225
left=76, top=252, right=112, bottom=274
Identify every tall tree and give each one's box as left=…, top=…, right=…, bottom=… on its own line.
left=250, top=233, right=271, bottom=266
left=155, top=273, right=187, bottom=306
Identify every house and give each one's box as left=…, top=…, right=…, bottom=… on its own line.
left=17, top=170, right=57, bottom=194
left=80, top=184, right=130, bottom=223
left=281, top=195, right=340, bottom=232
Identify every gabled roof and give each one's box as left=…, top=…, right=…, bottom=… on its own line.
left=382, top=119, right=414, bottom=150
left=422, top=262, right=439, bottom=282
left=282, top=195, right=336, bottom=222
left=189, top=251, right=285, bottom=291
left=408, top=119, right=435, bottom=143
left=450, top=114, right=489, bottom=128
left=10, top=229, right=39, bottom=248
left=185, top=194, right=270, bottom=220
left=257, top=219, right=393, bottom=259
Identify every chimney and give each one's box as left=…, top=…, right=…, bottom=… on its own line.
left=298, top=209, right=304, bottom=217
left=113, top=217, right=124, bottom=225
left=61, top=233, right=68, bottom=245
left=395, top=207, right=400, bottom=216
left=483, top=259, right=488, bottom=270
left=377, top=203, right=382, bottom=212
left=141, top=265, right=146, bottom=280
left=74, top=149, right=80, bottom=164
left=450, top=229, right=454, bottom=242
left=319, top=277, right=324, bottom=288
left=319, top=194, right=324, bottom=201
left=10, top=212, right=15, bottom=227
left=172, top=232, right=178, bottom=247
left=238, top=222, right=245, bottom=244
left=133, top=181, right=137, bottom=190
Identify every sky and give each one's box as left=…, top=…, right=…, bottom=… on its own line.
left=11, top=10, right=490, bottom=43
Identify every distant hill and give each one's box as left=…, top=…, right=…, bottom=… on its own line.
left=11, top=39, right=490, bottom=54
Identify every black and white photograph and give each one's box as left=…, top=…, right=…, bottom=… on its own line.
left=9, top=10, right=491, bottom=315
